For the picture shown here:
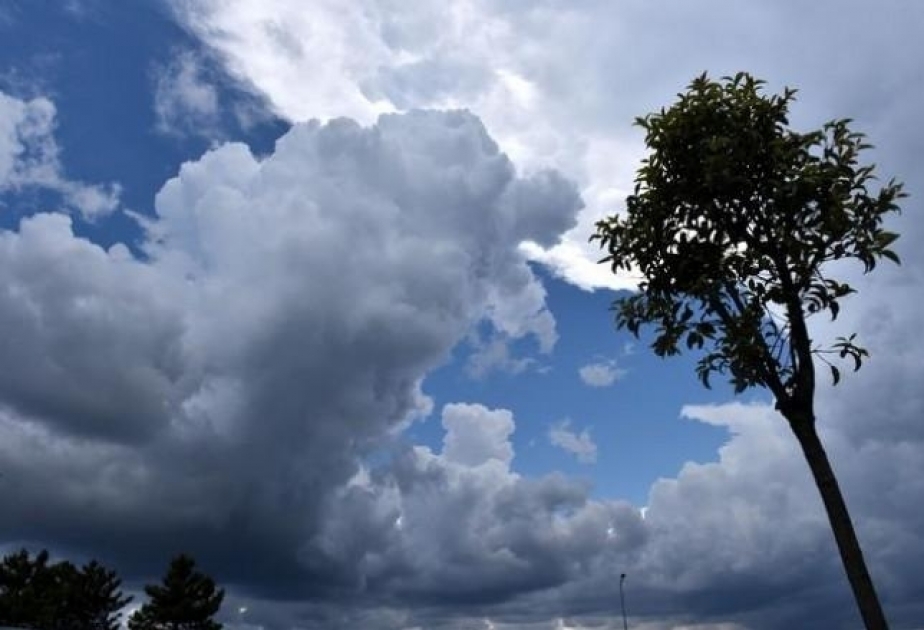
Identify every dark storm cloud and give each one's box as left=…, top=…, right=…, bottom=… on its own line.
left=212, top=402, right=645, bottom=630
left=0, top=109, right=581, bottom=600
left=325, top=435, right=641, bottom=607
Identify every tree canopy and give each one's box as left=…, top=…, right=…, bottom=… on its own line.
left=0, top=549, right=132, bottom=630
left=594, top=72, right=904, bottom=630
left=128, top=554, right=224, bottom=630
left=594, top=72, right=904, bottom=409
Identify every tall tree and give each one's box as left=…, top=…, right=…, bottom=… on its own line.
left=58, top=560, right=134, bottom=630
left=0, top=549, right=131, bottom=630
left=593, top=72, right=904, bottom=629
left=128, top=554, right=224, bottom=630
left=0, top=548, right=53, bottom=626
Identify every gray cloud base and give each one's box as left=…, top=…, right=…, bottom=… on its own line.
left=0, top=109, right=583, bottom=598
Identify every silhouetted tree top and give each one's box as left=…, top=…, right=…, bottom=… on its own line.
left=128, top=554, right=224, bottom=630
left=594, top=72, right=904, bottom=405
left=0, top=549, right=131, bottom=630
left=594, top=71, right=902, bottom=630
left=0, top=549, right=53, bottom=626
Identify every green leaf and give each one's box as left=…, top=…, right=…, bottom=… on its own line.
left=877, top=231, right=900, bottom=247
left=881, top=249, right=901, bottom=265
left=686, top=331, right=703, bottom=349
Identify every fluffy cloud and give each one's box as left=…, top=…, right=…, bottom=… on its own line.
left=548, top=420, right=598, bottom=464
left=0, top=90, right=121, bottom=218
left=152, top=50, right=221, bottom=135
left=151, top=48, right=276, bottom=139
left=0, top=213, right=184, bottom=442
left=442, top=403, right=515, bottom=467
left=578, top=359, right=626, bottom=388
left=622, top=390, right=924, bottom=629
left=0, top=109, right=581, bottom=599
left=167, top=0, right=924, bottom=293
left=315, top=402, right=642, bottom=617
left=165, top=0, right=638, bottom=290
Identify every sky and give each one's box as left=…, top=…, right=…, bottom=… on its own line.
left=0, top=1, right=922, bottom=629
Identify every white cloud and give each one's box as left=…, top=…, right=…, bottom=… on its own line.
left=168, top=0, right=396, bottom=124
left=578, top=359, right=626, bottom=387
left=442, top=403, right=515, bottom=467
left=318, top=402, right=642, bottom=604
left=153, top=50, right=220, bottom=135
left=166, top=0, right=642, bottom=291
left=0, top=90, right=120, bottom=218
left=549, top=420, right=597, bottom=464
left=167, top=0, right=924, bottom=295
left=466, top=335, right=536, bottom=378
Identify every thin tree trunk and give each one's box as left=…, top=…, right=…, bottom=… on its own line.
left=789, top=415, right=889, bottom=630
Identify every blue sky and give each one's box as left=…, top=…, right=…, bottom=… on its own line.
left=1, top=2, right=923, bottom=630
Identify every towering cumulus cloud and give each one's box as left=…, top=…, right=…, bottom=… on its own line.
left=0, top=110, right=580, bottom=591
left=318, top=402, right=643, bottom=612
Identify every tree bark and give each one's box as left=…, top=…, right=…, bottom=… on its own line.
left=788, top=415, right=889, bottom=630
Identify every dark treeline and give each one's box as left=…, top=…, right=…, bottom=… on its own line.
left=0, top=549, right=224, bottom=630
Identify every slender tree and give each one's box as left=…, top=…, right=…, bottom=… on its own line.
left=594, top=72, right=904, bottom=629
left=128, top=554, right=224, bottom=630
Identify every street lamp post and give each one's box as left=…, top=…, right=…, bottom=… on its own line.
left=619, top=573, right=628, bottom=630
